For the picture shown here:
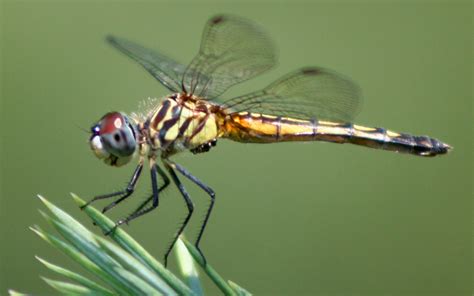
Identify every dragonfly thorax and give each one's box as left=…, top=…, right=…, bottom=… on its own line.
left=145, top=95, right=220, bottom=155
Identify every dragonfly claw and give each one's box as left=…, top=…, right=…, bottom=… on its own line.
left=117, top=218, right=129, bottom=226
left=104, top=218, right=129, bottom=235
left=104, top=226, right=117, bottom=236
left=195, top=245, right=207, bottom=266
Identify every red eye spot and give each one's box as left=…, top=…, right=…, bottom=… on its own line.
left=100, top=112, right=123, bottom=134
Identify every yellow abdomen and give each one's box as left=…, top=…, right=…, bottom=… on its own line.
left=222, top=112, right=451, bottom=157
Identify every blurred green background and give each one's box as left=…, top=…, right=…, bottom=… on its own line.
left=1, top=1, right=471, bottom=295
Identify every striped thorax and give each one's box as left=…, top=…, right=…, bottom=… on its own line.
left=146, top=93, right=220, bottom=155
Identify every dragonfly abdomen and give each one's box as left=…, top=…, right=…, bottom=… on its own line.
left=344, top=125, right=451, bottom=157
left=224, top=112, right=451, bottom=157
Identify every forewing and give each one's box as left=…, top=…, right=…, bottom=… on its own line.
left=223, top=67, right=362, bottom=122
left=182, top=15, right=277, bottom=99
left=107, top=35, right=186, bottom=92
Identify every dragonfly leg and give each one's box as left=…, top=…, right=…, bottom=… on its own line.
left=81, top=162, right=143, bottom=212
left=162, top=159, right=195, bottom=268
left=105, top=160, right=162, bottom=235
left=117, top=164, right=170, bottom=224
left=165, top=160, right=215, bottom=266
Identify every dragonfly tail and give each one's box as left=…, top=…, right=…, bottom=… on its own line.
left=223, top=112, right=452, bottom=157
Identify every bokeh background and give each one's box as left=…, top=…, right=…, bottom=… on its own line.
left=1, top=1, right=471, bottom=295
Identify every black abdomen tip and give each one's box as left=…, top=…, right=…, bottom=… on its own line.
left=415, top=136, right=452, bottom=157
left=432, top=139, right=452, bottom=155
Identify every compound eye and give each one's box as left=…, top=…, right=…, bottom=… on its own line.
left=99, top=112, right=137, bottom=157
left=100, top=112, right=125, bottom=135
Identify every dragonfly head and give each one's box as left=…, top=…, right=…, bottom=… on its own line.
left=89, top=112, right=138, bottom=167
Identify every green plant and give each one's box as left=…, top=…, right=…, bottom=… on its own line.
left=9, top=194, right=250, bottom=295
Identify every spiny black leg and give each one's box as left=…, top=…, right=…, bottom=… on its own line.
left=163, top=161, right=194, bottom=268
left=105, top=162, right=160, bottom=235
left=81, top=163, right=143, bottom=211
left=101, top=164, right=145, bottom=214
left=124, top=164, right=170, bottom=220
left=170, top=161, right=215, bottom=265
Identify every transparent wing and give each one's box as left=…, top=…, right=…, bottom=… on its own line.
left=182, top=15, right=277, bottom=99
left=106, top=35, right=186, bottom=92
left=223, top=67, right=362, bottom=122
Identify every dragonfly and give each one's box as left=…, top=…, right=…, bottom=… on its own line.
left=82, top=15, right=451, bottom=266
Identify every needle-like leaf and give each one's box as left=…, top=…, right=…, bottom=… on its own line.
left=31, top=226, right=129, bottom=294
left=7, top=290, right=30, bottom=296
left=41, top=277, right=92, bottom=295
left=228, top=280, right=252, bottom=296
left=35, top=256, right=114, bottom=296
left=10, top=195, right=251, bottom=295
left=182, top=238, right=237, bottom=296
left=72, top=193, right=193, bottom=295
left=95, top=235, right=176, bottom=295
left=39, top=211, right=144, bottom=295
left=176, top=236, right=204, bottom=296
